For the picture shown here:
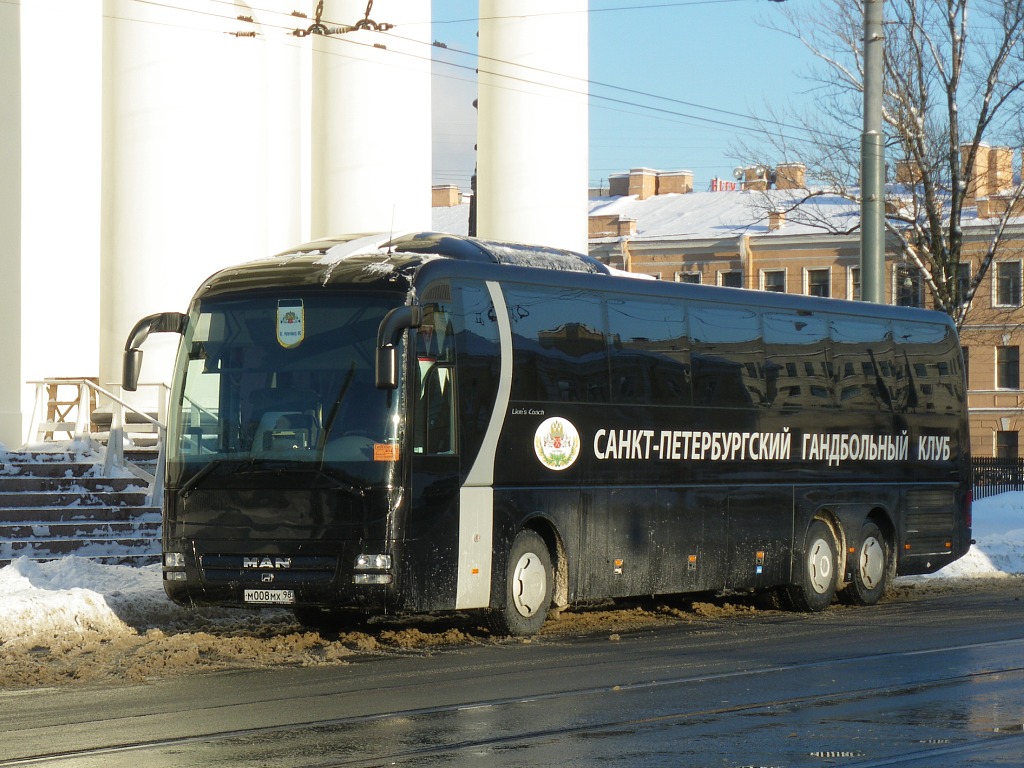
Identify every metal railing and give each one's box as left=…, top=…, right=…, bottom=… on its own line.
left=972, top=456, right=1024, bottom=500
left=27, top=378, right=168, bottom=506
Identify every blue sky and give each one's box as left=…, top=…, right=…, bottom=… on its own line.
left=429, top=0, right=822, bottom=191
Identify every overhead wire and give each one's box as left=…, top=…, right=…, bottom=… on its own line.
left=109, top=0, right=858, bottom=160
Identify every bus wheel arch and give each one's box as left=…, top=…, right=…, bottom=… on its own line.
left=785, top=515, right=842, bottom=612
left=839, top=510, right=896, bottom=606
left=489, top=526, right=556, bottom=636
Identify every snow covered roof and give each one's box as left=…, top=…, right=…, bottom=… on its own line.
left=430, top=187, right=1014, bottom=247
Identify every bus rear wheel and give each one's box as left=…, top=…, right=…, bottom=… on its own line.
left=839, top=521, right=892, bottom=606
left=489, top=530, right=553, bottom=637
left=785, top=520, right=839, bottom=612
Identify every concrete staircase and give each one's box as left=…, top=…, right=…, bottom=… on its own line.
left=0, top=446, right=161, bottom=566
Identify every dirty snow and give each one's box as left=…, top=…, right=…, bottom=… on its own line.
left=0, top=493, right=1020, bottom=688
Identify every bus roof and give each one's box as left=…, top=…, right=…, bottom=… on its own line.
left=190, top=232, right=609, bottom=300
left=191, top=232, right=955, bottom=331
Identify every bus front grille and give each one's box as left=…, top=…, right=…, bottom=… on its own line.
left=199, top=553, right=339, bottom=586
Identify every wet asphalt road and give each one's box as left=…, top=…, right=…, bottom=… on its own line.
left=2, top=584, right=1022, bottom=767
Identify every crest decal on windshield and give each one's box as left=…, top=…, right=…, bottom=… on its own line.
left=277, top=299, right=305, bottom=348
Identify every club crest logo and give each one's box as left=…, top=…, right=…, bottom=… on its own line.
left=534, top=417, right=580, bottom=471
left=277, top=299, right=305, bottom=348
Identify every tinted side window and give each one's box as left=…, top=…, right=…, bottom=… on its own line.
left=763, top=312, right=833, bottom=409
left=893, top=320, right=962, bottom=413
left=831, top=316, right=894, bottom=411
left=505, top=284, right=609, bottom=403
left=606, top=294, right=690, bottom=406
left=690, top=304, right=764, bottom=408
left=451, top=280, right=502, bottom=456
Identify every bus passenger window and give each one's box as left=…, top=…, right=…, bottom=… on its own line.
left=505, top=285, right=610, bottom=403
left=690, top=304, right=764, bottom=408
left=831, top=316, right=894, bottom=412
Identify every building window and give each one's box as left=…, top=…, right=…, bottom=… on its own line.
left=895, top=264, right=924, bottom=307
left=996, top=430, right=1019, bottom=459
left=806, top=268, right=830, bottom=298
left=719, top=271, right=743, bottom=288
left=997, top=345, right=1020, bottom=389
left=849, top=266, right=861, bottom=301
left=995, top=261, right=1022, bottom=307
left=957, top=263, right=971, bottom=304
left=675, top=271, right=701, bottom=284
left=961, top=346, right=969, bottom=389
left=762, top=270, right=786, bottom=292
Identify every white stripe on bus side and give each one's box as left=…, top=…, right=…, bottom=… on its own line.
left=456, top=281, right=513, bottom=609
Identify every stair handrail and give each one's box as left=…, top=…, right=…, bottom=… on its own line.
left=27, top=378, right=168, bottom=506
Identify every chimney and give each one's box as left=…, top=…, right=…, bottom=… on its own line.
left=628, top=168, right=659, bottom=200
left=608, top=173, right=629, bottom=197
left=774, top=163, right=806, bottom=190
left=742, top=165, right=770, bottom=192
left=894, top=160, right=923, bottom=185
left=588, top=215, right=637, bottom=238
left=768, top=209, right=786, bottom=231
left=656, top=170, right=694, bottom=195
left=961, top=143, right=991, bottom=202
left=431, top=185, right=461, bottom=207
left=989, top=146, right=1013, bottom=195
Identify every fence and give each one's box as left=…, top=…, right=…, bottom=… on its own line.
left=972, top=456, right=1024, bottom=499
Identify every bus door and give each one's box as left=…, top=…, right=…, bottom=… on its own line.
left=405, top=303, right=462, bottom=611
left=404, top=280, right=508, bottom=613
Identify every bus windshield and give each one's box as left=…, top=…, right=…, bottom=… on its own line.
left=166, top=290, right=405, bottom=490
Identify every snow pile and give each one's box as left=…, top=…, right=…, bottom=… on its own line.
left=921, top=492, right=1024, bottom=578
left=0, top=494, right=1021, bottom=649
left=0, top=559, right=160, bottom=647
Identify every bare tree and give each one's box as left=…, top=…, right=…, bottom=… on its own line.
left=738, top=0, right=1024, bottom=328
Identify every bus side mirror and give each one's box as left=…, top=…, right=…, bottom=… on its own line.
left=375, top=305, right=423, bottom=390
left=122, top=312, right=187, bottom=391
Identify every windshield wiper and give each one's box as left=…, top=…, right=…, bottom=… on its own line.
left=179, top=458, right=235, bottom=497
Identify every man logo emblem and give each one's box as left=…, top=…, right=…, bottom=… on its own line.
left=262, top=572, right=275, bottom=583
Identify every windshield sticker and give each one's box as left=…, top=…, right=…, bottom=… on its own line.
left=534, top=417, right=580, bottom=471
left=277, top=299, right=304, bottom=348
left=374, top=443, right=400, bottom=462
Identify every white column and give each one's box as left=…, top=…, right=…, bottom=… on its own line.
left=311, top=1, right=432, bottom=238
left=22, top=0, right=103, bottom=376
left=0, top=2, right=23, bottom=447
left=100, top=1, right=304, bottom=397
left=477, top=0, right=589, bottom=253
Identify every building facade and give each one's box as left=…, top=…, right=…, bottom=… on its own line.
left=588, top=164, right=1024, bottom=459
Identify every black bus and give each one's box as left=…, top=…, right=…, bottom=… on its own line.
left=124, top=232, right=972, bottom=635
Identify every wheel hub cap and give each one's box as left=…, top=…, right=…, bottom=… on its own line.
left=511, top=552, right=547, bottom=618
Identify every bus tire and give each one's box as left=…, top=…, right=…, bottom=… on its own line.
left=489, top=530, right=553, bottom=637
left=786, top=520, right=839, bottom=612
left=839, top=521, right=891, bottom=606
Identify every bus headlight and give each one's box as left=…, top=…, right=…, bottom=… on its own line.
left=354, top=553, right=392, bottom=570
left=353, top=553, right=392, bottom=585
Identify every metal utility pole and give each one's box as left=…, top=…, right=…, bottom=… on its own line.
left=861, top=0, right=885, bottom=304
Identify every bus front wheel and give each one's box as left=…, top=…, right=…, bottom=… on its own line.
left=786, top=520, right=839, bottom=612
left=839, top=521, right=892, bottom=606
left=490, top=530, right=553, bottom=637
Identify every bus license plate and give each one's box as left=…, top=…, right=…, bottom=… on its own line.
left=244, top=589, right=295, bottom=605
